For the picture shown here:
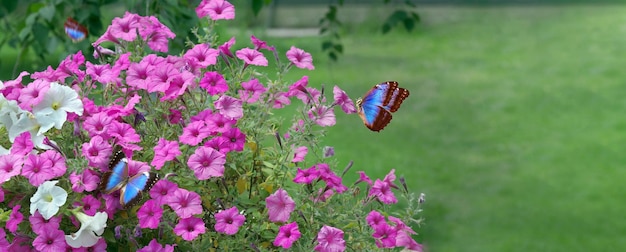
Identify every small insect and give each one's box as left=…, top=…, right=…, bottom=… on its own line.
left=356, top=81, right=410, bottom=132
left=64, top=17, right=88, bottom=42
left=100, top=149, right=158, bottom=208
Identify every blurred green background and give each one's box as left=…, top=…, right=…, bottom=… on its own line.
left=3, top=1, right=626, bottom=251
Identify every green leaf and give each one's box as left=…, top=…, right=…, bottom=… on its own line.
left=411, top=12, right=421, bottom=22
left=252, top=0, right=264, bottom=16
left=0, top=1, right=18, bottom=15
left=322, top=41, right=333, bottom=51
left=403, top=18, right=415, bottom=32
left=382, top=10, right=409, bottom=34
left=39, top=5, right=55, bottom=22
left=333, top=44, right=343, bottom=53
left=328, top=51, right=337, bottom=61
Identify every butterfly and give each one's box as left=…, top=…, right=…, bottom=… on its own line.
left=356, top=81, right=410, bottom=132
left=101, top=149, right=158, bottom=208
left=64, top=17, right=88, bottom=42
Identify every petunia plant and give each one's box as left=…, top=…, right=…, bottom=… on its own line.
left=0, top=0, right=425, bottom=251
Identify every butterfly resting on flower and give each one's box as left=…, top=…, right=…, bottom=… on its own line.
left=100, top=149, right=158, bottom=208
left=356, top=81, right=410, bottom=132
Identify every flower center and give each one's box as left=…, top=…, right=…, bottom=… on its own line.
left=51, top=101, right=61, bottom=110
left=44, top=193, right=54, bottom=202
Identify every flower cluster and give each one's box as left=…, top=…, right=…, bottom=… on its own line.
left=0, top=0, right=425, bottom=251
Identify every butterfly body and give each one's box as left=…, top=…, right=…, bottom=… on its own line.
left=356, top=81, right=410, bottom=132
left=101, top=150, right=157, bottom=208
left=64, top=17, right=88, bottom=42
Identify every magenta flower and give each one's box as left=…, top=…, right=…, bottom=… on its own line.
left=148, top=62, right=176, bottom=93
left=239, top=78, right=267, bottom=103
left=86, top=62, right=117, bottom=85
left=138, top=239, right=176, bottom=252
left=291, top=146, right=308, bottom=163
left=265, top=189, right=295, bottom=223
left=369, top=179, right=398, bottom=204
left=250, top=35, right=274, bottom=51
left=6, top=205, right=23, bottom=233
left=332, top=85, right=357, bottom=114
left=82, top=135, right=113, bottom=169
left=273, top=222, right=301, bottom=249
left=272, top=92, right=291, bottom=108
left=286, top=46, right=315, bottom=70
left=372, top=223, right=398, bottom=248
left=187, top=146, right=226, bottom=180
left=205, top=113, right=236, bottom=134
left=29, top=211, right=61, bottom=235
left=69, top=169, right=100, bottom=193
left=287, top=75, right=308, bottom=97
left=293, top=165, right=321, bottom=184
left=383, top=169, right=398, bottom=189
left=196, top=0, right=235, bottom=20
left=137, top=199, right=163, bottom=229
left=0, top=154, right=23, bottom=184
left=0, top=228, right=7, bottom=248
left=219, top=37, right=236, bottom=58
left=108, top=121, right=142, bottom=151
left=168, top=189, right=202, bottom=219
left=83, top=112, right=113, bottom=139
left=74, top=195, right=101, bottom=216
left=179, top=121, right=212, bottom=146
left=161, top=70, right=195, bottom=101
left=11, top=132, right=33, bottom=156
left=18, top=79, right=50, bottom=110
left=221, top=127, right=245, bottom=152
left=149, top=180, right=179, bottom=205
left=236, top=48, right=268, bottom=66
left=356, top=171, right=373, bottom=186
left=184, top=43, right=219, bottom=68
left=214, top=95, right=243, bottom=120
left=214, top=206, right=245, bottom=235
left=174, top=217, right=206, bottom=241
left=317, top=163, right=347, bottom=193
left=199, top=71, right=229, bottom=95
left=21, top=153, right=54, bottom=186
left=110, top=12, right=141, bottom=42
left=32, top=226, right=66, bottom=251
left=396, top=231, right=423, bottom=251
left=40, top=150, right=66, bottom=178
left=151, top=138, right=181, bottom=170
left=204, top=137, right=232, bottom=154
left=366, top=210, right=386, bottom=228
left=126, top=60, right=154, bottom=90
left=314, top=225, right=346, bottom=252
left=308, top=105, right=336, bottom=127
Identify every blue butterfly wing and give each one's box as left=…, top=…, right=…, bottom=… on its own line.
left=360, top=88, right=385, bottom=126
left=358, top=81, right=409, bottom=132
left=120, top=172, right=157, bottom=207
left=64, top=18, right=87, bottom=42
left=102, top=153, right=128, bottom=193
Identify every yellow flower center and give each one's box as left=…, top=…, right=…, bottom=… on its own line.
left=44, top=193, right=53, bottom=202
left=51, top=101, right=61, bottom=110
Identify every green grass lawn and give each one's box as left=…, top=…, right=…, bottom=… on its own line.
left=277, top=5, right=626, bottom=251
left=3, top=4, right=626, bottom=251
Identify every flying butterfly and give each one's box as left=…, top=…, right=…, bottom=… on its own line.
left=356, top=81, right=410, bottom=132
left=64, top=17, right=88, bottom=42
left=101, top=149, right=158, bottom=208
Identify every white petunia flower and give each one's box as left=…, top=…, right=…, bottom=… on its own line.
left=0, top=94, right=22, bottom=131
left=9, top=111, right=46, bottom=148
left=32, top=82, right=83, bottom=132
left=30, top=180, right=68, bottom=220
left=65, top=211, right=108, bottom=248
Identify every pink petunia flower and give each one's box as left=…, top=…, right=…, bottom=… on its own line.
left=29, top=211, right=61, bottom=235
left=314, top=225, right=346, bottom=252
left=174, top=217, right=206, bottom=241
left=308, top=105, right=336, bottom=127
left=214, top=206, right=245, bottom=235
left=148, top=61, right=176, bottom=93
left=250, top=35, right=275, bottom=51
left=219, top=37, right=236, bottom=58
left=40, top=150, right=66, bottom=178
left=109, top=12, right=141, bottom=42
left=73, top=195, right=101, bottom=216
left=383, top=169, right=399, bottom=189
left=149, top=180, right=179, bottom=205
left=82, top=135, right=113, bottom=169
left=293, top=165, right=321, bottom=184
left=69, top=169, right=100, bottom=193
left=184, top=43, right=219, bottom=68
left=204, top=137, right=232, bottom=154
left=168, top=189, right=202, bottom=219
left=272, top=92, right=291, bottom=108
left=138, top=239, right=176, bottom=252
left=286, top=75, right=308, bottom=97
left=199, top=71, right=228, bottom=95
left=369, top=179, right=398, bottom=204
left=286, top=46, right=315, bottom=70
left=18, top=79, right=50, bottom=110
left=21, top=153, right=54, bottom=187
left=372, top=223, right=398, bottom=248
left=366, top=210, right=386, bottom=228
left=332, top=85, right=357, bottom=114
left=32, top=226, right=66, bottom=251
left=11, top=132, right=34, bottom=156
left=221, top=127, right=245, bottom=152
left=83, top=112, right=113, bottom=139
left=356, top=171, right=373, bottom=186
left=265, top=189, right=295, bottom=223
left=238, top=78, right=267, bottom=103
left=179, top=121, right=212, bottom=146
left=273, top=222, right=301, bottom=249
left=0, top=154, right=23, bottom=184
left=187, top=146, right=226, bottom=180
left=86, top=62, right=117, bottom=85
left=214, top=95, right=243, bottom=120
left=317, top=163, right=347, bottom=193
left=126, top=60, right=155, bottom=91
left=236, top=48, right=268, bottom=66
left=196, top=0, right=235, bottom=20
left=151, top=139, right=181, bottom=170
left=108, top=121, right=142, bottom=151
left=205, top=112, right=236, bottom=134
left=161, top=70, right=195, bottom=101
left=6, top=205, right=23, bottom=233
left=291, top=146, right=308, bottom=163
left=137, top=199, right=163, bottom=229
